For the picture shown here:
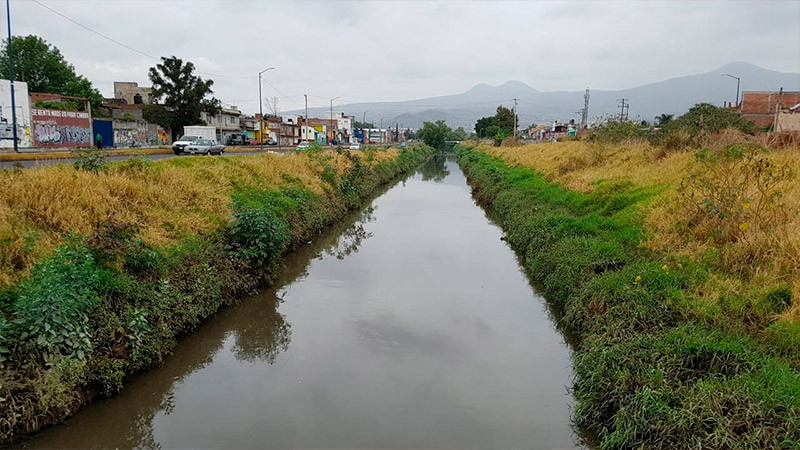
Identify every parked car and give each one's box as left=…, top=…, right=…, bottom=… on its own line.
left=266, top=139, right=278, bottom=145
left=296, top=141, right=312, bottom=150
left=226, top=134, right=249, bottom=146
left=349, top=142, right=361, bottom=150
left=172, top=135, right=201, bottom=154
left=184, top=139, right=225, bottom=155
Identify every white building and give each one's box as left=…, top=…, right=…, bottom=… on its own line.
left=201, top=105, right=242, bottom=142
left=0, top=79, right=32, bottom=148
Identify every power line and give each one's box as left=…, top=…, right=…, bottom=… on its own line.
left=31, top=0, right=254, bottom=80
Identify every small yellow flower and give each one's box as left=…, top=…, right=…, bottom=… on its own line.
left=741, top=202, right=750, bottom=210
left=635, top=275, right=642, bottom=282
left=677, top=263, right=683, bottom=269
left=661, top=264, right=668, bottom=271
left=739, top=222, right=750, bottom=231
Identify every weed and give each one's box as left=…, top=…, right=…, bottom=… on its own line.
left=72, top=148, right=108, bottom=173
left=14, top=237, right=103, bottom=364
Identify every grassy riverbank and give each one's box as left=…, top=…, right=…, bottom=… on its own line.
left=0, top=144, right=433, bottom=443
left=458, top=140, right=800, bottom=448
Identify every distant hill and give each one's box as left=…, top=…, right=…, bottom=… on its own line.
left=295, top=62, right=800, bottom=129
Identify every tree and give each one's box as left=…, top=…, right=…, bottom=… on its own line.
left=474, top=105, right=518, bottom=137
left=495, top=105, right=516, bottom=132
left=148, top=56, right=221, bottom=137
left=354, top=121, right=375, bottom=129
left=265, top=96, right=279, bottom=116
left=0, top=35, right=102, bottom=109
left=447, top=126, right=466, bottom=141
left=655, top=114, right=674, bottom=125
left=667, top=103, right=754, bottom=135
left=417, top=120, right=451, bottom=149
left=475, top=116, right=496, bottom=137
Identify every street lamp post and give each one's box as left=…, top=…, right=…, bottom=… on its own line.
left=6, top=0, right=19, bottom=153
left=721, top=73, right=741, bottom=108
left=362, top=110, right=370, bottom=144
left=330, top=96, right=340, bottom=146
left=258, top=67, right=275, bottom=150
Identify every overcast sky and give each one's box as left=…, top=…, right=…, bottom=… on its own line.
left=7, top=0, right=799, bottom=114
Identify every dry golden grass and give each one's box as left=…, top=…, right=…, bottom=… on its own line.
left=0, top=149, right=398, bottom=286
left=480, top=139, right=800, bottom=322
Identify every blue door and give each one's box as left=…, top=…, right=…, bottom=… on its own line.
left=92, top=120, right=114, bottom=147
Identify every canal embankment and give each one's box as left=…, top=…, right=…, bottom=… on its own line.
left=457, top=142, right=800, bottom=449
left=0, top=144, right=432, bottom=444
left=20, top=154, right=585, bottom=449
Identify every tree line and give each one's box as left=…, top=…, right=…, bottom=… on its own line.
left=2, top=35, right=221, bottom=139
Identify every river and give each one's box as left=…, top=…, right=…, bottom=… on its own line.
left=23, top=154, right=585, bottom=449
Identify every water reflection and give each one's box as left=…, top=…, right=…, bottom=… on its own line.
left=24, top=158, right=584, bottom=449
left=418, top=152, right=450, bottom=182
left=323, top=206, right=376, bottom=260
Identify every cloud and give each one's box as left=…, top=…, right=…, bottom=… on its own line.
left=9, top=0, right=799, bottom=114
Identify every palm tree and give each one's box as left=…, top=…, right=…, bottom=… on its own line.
left=655, top=114, right=674, bottom=125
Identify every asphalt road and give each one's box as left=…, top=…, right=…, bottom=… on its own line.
left=0, top=149, right=282, bottom=169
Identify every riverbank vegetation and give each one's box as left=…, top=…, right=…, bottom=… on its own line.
left=457, top=124, right=800, bottom=448
left=0, top=144, right=432, bottom=443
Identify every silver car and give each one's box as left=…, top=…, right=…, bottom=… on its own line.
left=185, top=139, right=225, bottom=155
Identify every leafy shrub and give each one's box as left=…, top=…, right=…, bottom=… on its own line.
left=13, top=238, right=103, bottom=363
left=125, top=306, right=149, bottom=362
left=666, top=103, right=755, bottom=136
left=229, top=203, right=290, bottom=266
left=589, top=120, right=649, bottom=143
left=72, top=148, right=107, bottom=173
left=34, top=100, right=79, bottom=111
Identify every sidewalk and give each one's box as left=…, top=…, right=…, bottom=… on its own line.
left=0, top=146, right=268, bottom=162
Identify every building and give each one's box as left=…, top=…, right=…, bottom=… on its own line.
left=113, top=82, right=154, bottom=105
left=201, top=105, right=242, bottom=143
left=776, top=102, right=800, bottom=132
left=0, top=79, right=33, bottom=148
left=739, top=91, right=800, bottom=129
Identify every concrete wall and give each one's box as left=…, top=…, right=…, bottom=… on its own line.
left=31, top=108, right=91, bottom=148
left=0, top=79, right=33, bottom=148
left=113, top=82, right=153, bottom=105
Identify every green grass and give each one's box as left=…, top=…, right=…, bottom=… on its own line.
left=457, top=145, right=800, bottom=449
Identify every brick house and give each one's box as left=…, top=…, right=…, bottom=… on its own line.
left=738, top=91, right=800, bottom=129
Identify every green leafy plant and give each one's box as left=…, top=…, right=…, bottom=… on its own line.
left=72, top=148, right=107, bottom=173
left=13, top=238, right=102, bottom=363
left=229, top=202, right=290, bottom=266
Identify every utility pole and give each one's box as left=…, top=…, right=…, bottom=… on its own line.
left=512, top=98, right=518, bottom=137
left=6, top=0, right=19, bottom=152
left=721, top=73, right=741, bottom=108
left=581, top=88, right=590, bottom=129
left=330, top=96, right=339, bottom=145
left=773, top=87, right=784, bottom=132
left=617, top=98, right=629, bottom=121
left=303, top=94, right=308, bottom=142
left=257, top=67, right=275, bottom=149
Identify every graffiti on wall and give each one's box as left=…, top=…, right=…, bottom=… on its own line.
left=114, top=123, right=169, bottom=147
left=0, top=80, right=33, bottom=148
left=157, top=128, right=171, bottom=145
left=114, top=128, right=149, bottom=147
left=31, top=108, right=91, bottom=147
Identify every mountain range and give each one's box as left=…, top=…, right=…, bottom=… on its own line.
left=294, top=62, right=799, bottom=129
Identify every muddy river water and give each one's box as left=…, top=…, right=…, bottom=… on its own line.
left=24, top=155, right=585, bottom=449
